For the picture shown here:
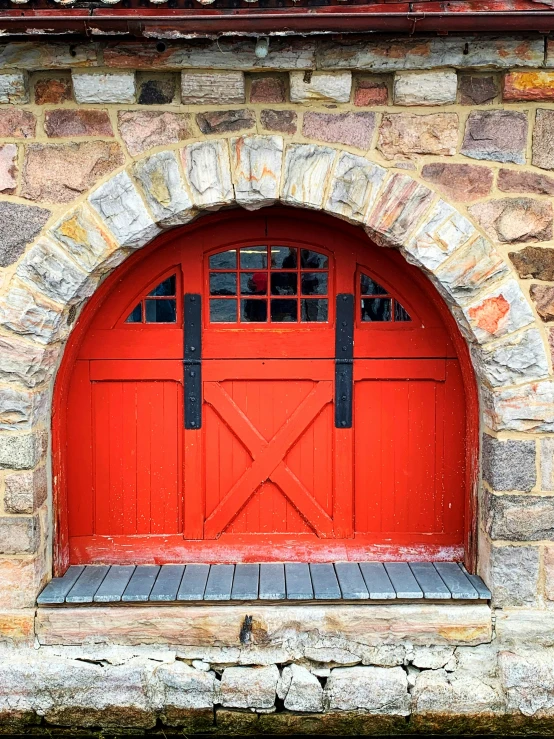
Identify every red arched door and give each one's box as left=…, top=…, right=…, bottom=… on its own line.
left=56, top=209, right=474, bottom=566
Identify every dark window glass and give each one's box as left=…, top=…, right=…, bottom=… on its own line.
left=145, top=299, right=176, bottom=323
left=271, top=246, right=297, bottom=269
left=271, top=299, right=297, bottom=322
left=395, top=302, right=412, bottom=322
left=210, top=250, right=236, bottom=269
left=301, top=249, right=328, bottom=269
left=210, top=273, right=237, bottom=296
left=148, top=275, right=176, bottom=297
left=240, top=246, right=267, bottom=269
left=271, top=272, right=297, bottom=296
left=301, top=299, right=328, bottom=322
left=241, top=272, right=268, bottom=295
left=126, top=303, right=142, bottom=323
left=361, top=297, right=392, bottom=322
left=241, top=299, right=268, bottom=323
left=301, top=273, right=327, bottom=296
left=361, top=273, right=388, bottom=296
left=210, top=298, right=237, bottom=323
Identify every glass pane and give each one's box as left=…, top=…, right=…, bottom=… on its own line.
left=271, top=272, right=297, bottom=296
left=210, top=250, right=236, bottom=269
left=241, top=299, right=268, bottom=323
left=210, top=298, right=237, bottom=322
left=301, top=249, right=328, bottom=269
left=361, top=273, right=388, bottom=296
left=148, top=274, right=176, bottom=296
left=145, top=299, right=176, bottom=323
left=126, top=302, right=142, bottom=323
left=271, top=298, right=297, bottom=322
left=210, top=273, right=237, bottom=296
left=301, top=273, right=327, bottom=296
left=241, top=272, right=268, bottom=296
left=271, top=246, right=297, bottom=269
left=240, top=246, right=267, bottom=269
left=301, top=299, right=328, bottom=322
left=361, top=297, right=392, bottom=322
left=395, top=301, right=412, bottom=322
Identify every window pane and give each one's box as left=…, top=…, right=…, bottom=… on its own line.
left=148, top=274, right=176, bottom=296
left=271, top=299, right=297, bottom=322
left=241, top=299, right=268, bottom=323
left=301, top=249, right=328, bottom=269
left=210, top=273, right=237, bottom=296
left=271, top=246, right=297, bottom=269
left=301, top=273, right=327, bottom=295
left=210, top=250, right=236, bottom=269
left=361, top=273, right=388, bottom=296
left=240, top=246, right=267, bottom=269
left=361, top=297, right=392, bottom=322
left=241, top=272, right=268, bottom=295
left=271, top=272, right=297, bottom=296
left=395, top=302, right=412, bottom=322
left=210, top=299, right=237, bottom=322
left=126, top=302, right=142, bottom=323
left=301, top=299, right=328, bottom=322
left=145, top=299, right=176, bottom=323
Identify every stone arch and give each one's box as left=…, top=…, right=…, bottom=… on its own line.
left=1, top=134, right=552, bottom=452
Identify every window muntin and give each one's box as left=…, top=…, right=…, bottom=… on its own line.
left=125, top=274, right=177, bottom=324
left=360, top=273, right=411, bottom=323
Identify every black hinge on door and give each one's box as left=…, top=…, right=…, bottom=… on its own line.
left=335, top=293, right=354, bottom=429
left=184, top=293, right=202, bottom=429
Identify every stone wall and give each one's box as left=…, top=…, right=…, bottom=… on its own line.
left=1, top=36, right=554, bottom=696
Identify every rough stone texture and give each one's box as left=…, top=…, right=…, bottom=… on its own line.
left=464, top=279, right=535, bottom=343
left=377, top=113, right=458, bottom=160
left=50, top=205, right=117, bottom=273
left=421, top=163, right=492, bottom=202
left=196, top=109, right=255, bottom=136
left=0, top=332, right=56, bottom=389
left=500, top=651, right=554, bottom=717
left=0, top=71, right=28, bottom=103
left=489, top=546, right=539, bottom=606
left=34, top=76, right=72, bottom=105
left=72, top=71, right=136, bottom=104
left=533, top=109, right=554, bottom=171
left=498, top=168, right=554, bottom=196
left=0, top=42, right=98, bottom=69
left=181, top=71, right=245, bottom=105
left=0, top=280, right=65, bottom=345
left=277, top=664, right=324, bottom=712
left=181, top=140, right=233, bottom=210
left=0, top=386, right=47, bottom=431
left=511, top=246, right=554, bottom=280
left=44, top=109, right=113, bottom=138
left=137, top=76, right=175, bottom=105
left=0, top=202, right=50, bottom=268
left=89, top=172, right=161, bottom=249
left=0, top=109, right=35, bottom=138
left=504, top=71, right=554, bottom=102
left=478, top=328, right=550, bottom=387
left=133, top=151, right=194, bottom=228
left=542, top=438, right=554, bottom=493
left=486, top=491, right=554, bottom=542
left=530, top=284, right=554, bottom=322
left=290, top=71, right=352, bottom=103
left=326, top=152, right=386, bottom=224
left=325, top=666, right=410, bottom=715
left=545, top=546, right=554, bottom=599
left=118, top=111, right=192, bottom=157
left=0, top=516, right=38, bottom=555
left=302, top=112, right=375, bottom=150
left=4, top=467, right=47, bottom=514
left=281, top=144, right=336, bottom=210
left=231, top=135, right=283, bottom=210
left=393, top=70, right=457, bottom=106
left=459, top=75, right=497, bottom=105
left=219, top=665, right=279, bottom=709
left=461, top=110, right=528, bottom=165
left=354, top=76, right=388, bottom=106
left=469, top=198, right=553, bottom=244
left=250, top=75, right=286, bottom=104
left=21, top=142, right=124, bottom=204
left=412, top=646, right=454, bottom=670
left=482, top=435, right=536, bottom=492
left=0, top=432, right=42, bottom=470
left=155, top=662, right=217, bottom=714
left=485, top=381, right=554, bottom=433
left=412, top=664, right=504, bottom=717
left=0, top=144, right=18, bottom=194
left=260, top=109, right=297, bottom=135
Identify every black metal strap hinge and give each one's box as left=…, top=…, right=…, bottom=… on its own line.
left=335, top=293, right=354, bottom=429
left=184, top=293, right=202, bottom=429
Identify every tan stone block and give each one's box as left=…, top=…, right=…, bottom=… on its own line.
left=0, top=609, right=34, bottom=645
left=182, top=71, right=245, bottom=105
left=530, top=285, right=554, bottom=322
left=377, top=113, right=458, bottom=160
left=117, top=111, right=192, bottom=157
left=0, top=557, right=43, bottom=609
left=469, top=198, right=553, bottom=244
left=545, top=546, right=554, bottom=600
left=50, top=204, right=117, bottom=273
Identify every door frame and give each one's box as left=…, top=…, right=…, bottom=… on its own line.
left=52, top=208, right=479, bottom=575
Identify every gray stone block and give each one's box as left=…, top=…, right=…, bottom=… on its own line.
left=485, top=490, right=554, bottom=541
left=482, top=435, right=536, bottom=491
left=0, top=432, right=42, bottom=470
left=0, top=515, right=39, bottom=554
left=0, top=202, right=50, bottom=268
left=489, top=545, right=539, bottom=607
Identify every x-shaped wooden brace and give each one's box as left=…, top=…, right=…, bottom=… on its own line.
left=203, top=381, right=335, bottom=539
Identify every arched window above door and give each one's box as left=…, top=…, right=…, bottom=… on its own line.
left=359, top=272, right=412, bottom=323
left=124, top=273, right=178, bottom=324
